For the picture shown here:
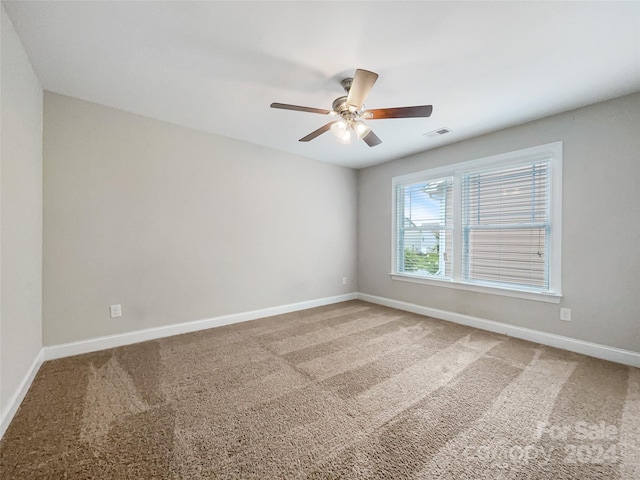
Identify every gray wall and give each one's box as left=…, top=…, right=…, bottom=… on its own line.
left=43, top=93, right=357, bottom=346
left=0, top=6, right=43, bottom=413
left=358, top=93, right=640, bottom=353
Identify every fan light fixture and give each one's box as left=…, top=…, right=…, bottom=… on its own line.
left=330, top=119, right=370, bottom=145
left=330, top=120, right=352, bottom=144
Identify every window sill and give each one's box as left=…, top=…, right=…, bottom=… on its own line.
left=390, top=273, right=562, bottom=304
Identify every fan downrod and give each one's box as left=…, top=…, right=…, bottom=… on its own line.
left=340, top=77, right=353, bottom=93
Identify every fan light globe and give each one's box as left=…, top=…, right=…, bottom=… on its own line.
left=330, top=120, right=348, bottom=137
left=336, top=128, right=352, bottom=144
left=353, top=121, right=371, bottom=139
left=331, top=120, right=352, bottom=144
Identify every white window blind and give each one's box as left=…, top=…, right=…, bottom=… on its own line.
left=396, top=177, right=453, bottom=278
left=462, top=161, right=550, bottom=290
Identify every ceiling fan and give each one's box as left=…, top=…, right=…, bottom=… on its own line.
left=270, top=68, right=433, bottom=147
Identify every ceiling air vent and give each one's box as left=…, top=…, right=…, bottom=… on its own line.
left=423, top=127, right=451, bottom=138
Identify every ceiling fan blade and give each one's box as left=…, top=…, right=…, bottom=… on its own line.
left=299, top=122, right=336, bottom=142
left=271, top=103, right=332, bottom=115
left=363, top=105, right=433, bottom=119
left=362, top=130, right=382, bottom=147
left=346, top=69, right=379, bottom=111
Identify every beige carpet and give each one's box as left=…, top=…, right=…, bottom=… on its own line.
left=1, top=300, right=638, bottom=479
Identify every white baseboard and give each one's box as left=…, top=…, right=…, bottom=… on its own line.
left=357, top=293, right=640, bottom=368
left=43, top=293, right=357, bottom=361
left=0, top=349, right=44, bottom=440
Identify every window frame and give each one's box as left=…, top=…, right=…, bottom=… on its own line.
left=391, top=142, right=562, bottom=304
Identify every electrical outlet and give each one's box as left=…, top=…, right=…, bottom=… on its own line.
left=560, top=308, right=571, bottom=322
left=110, top=304, right=122, bottom=318
left=342, top=277, right=347, bottom=285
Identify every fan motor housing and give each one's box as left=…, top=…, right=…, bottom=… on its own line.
left=332, top=77, right=360, bottom=117
left=332, top=96, right=349, bottom=114
left=332, top=95, right=359, bottom=119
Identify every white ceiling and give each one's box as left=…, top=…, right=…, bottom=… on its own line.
left=4, top=1, right=640, bottom=169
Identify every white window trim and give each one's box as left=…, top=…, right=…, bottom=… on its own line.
left=391, top=142, right=562, bottom=304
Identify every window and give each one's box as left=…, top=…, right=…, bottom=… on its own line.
left=392, top=142, right=562, bottom=302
